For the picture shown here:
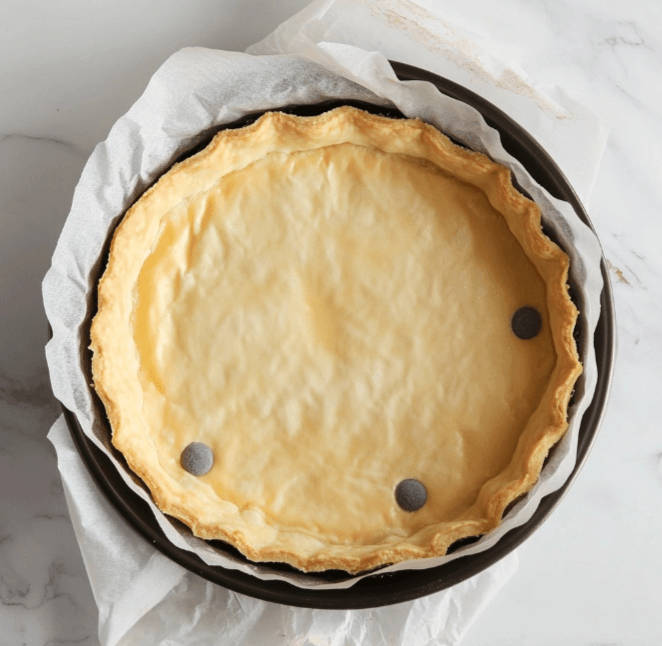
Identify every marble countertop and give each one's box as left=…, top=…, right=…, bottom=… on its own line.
left=2, top=0, right=661, bottom=644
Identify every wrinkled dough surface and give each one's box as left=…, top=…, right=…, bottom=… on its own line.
left=133, top=143, right=555, bottom=545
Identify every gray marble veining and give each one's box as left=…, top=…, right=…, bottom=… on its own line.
left=0, top=132, right=98, bottom=645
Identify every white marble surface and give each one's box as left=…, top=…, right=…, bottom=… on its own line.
left=1, top=0, right=661, bottom=644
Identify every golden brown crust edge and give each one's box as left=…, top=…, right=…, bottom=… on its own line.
left=90, top=106, right=583, bottom=574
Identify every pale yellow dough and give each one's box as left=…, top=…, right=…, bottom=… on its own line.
left=90, top=106, right=582, bottom=573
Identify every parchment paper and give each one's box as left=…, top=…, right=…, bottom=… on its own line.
left=49, top=414, right=519, bottom=646
left=44, top=0, right=606, bottom=637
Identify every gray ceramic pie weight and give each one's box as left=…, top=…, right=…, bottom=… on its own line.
left=181, top=442, right=214, bottom=476
left=395, top=479, right=427, bottom=511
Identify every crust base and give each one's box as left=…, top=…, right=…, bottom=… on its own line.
left=90, top=107, right=582, bottom=573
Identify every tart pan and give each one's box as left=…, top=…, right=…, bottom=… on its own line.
left=58, top=60, right=616, bottom=609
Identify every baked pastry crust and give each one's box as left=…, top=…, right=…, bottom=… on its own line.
left=90, top=106, right=582, bottom=573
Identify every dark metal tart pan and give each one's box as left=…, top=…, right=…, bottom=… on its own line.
left=56, top=60, right=616, bottom=609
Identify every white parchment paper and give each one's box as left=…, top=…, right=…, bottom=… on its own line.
left=49, top=415, right=519, bottom=646
left=44, top=0, right=608, bottom=642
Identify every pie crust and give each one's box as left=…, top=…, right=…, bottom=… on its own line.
left=90, top=106, right=582, bottom=573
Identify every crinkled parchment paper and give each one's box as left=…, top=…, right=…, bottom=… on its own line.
left=44, top=0, right=607, bottom=643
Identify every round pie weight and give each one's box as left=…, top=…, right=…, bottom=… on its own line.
left=395, top=479, right=427, bottom=512
left=181, top=442, right=214, bottom=476
left=511, top=306, right=542, bottom=340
